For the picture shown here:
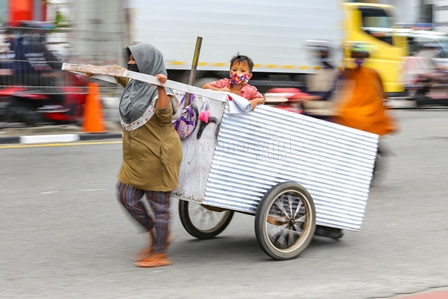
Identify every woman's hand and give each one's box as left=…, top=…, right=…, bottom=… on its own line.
left=155, top=73, right=169, bottom=109
left=156, top=73, right=167, bottom=84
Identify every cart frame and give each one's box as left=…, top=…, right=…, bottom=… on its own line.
left=62, top=64, right=378, bottom=260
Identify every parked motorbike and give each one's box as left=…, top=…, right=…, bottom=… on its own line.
left=0, top=21, right=87, bottom=126
left=0, top=79, right=86, bottom=125
left=264, top=88, right=308, bottom=114
left=407, top=71, right=448, bottom=107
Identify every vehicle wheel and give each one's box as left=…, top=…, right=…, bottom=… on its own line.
left=178, top=199, right=234, bottom=239
left=5, top=97, right=43, bottom=125
left=406, top=86, right=427, bottom=100
left=255, top=182, right=316, bottom=260
left=405, top=87, right=417, bottom=99
left=415, top=95, right=431, bottom=108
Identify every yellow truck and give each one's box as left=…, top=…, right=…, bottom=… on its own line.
left=344, top=3, right=408, bottom=95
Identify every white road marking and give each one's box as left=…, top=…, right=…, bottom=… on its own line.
left=41, top=191, right=59, bottom=194
left=0, top=140, right=122, bottom=149
left=20, top=134, right=80, bottom=144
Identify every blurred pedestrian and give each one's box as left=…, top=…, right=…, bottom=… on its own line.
left=313, top=43, right=397, bottom=239
left=333, top=43, right=396, bottom=136
left=305, top=41, right=338, bottom=101
left=201, top=54, right=265, bottom=110
left=115, top=43, right=182, bottom=268
left=299, top=41, right=340, bottom=120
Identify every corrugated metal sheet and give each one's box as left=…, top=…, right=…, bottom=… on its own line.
left=201, top=105, right=378, bottom=231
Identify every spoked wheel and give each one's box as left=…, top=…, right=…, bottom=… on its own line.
left=255, top=182, right=316, bottom=260
left=178, top=200, right=234, bottom=239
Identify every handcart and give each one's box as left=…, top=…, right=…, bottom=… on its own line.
left=62, top=63, right=379, bottom=260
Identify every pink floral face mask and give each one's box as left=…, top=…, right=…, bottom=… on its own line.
left=230, top=73, right=250, bottom=85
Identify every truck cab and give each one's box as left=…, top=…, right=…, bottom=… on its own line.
left=344, top=3, right=408, bottom=96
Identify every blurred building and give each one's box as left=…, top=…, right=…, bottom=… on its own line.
left=0, top=0, right=47, bottom=26
left=69, top=0, right=127, bottom=65
left=433, top=0, right=448, bottom=33
left=0, top=1, right=6, bottom=25
left=0, top=0, right=71, bottom=26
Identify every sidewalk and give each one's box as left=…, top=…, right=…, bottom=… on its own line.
left=0, top=120, right=123, bottom=145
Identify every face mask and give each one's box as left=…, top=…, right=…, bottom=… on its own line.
left=355, top=59, right=364, bottom=67
left=230, top=73, right=250, bottom=85
left=127, top=63, right=139, bottom=72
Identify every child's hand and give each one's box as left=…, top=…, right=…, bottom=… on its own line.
left=250, top=101, right=257, bottom=111
left=250, top=97, right=265, bottom=110
left=156, top=73, right=167, bottom=84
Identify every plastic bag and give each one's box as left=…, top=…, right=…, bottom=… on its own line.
left=172, top=93, right=197, bottom=140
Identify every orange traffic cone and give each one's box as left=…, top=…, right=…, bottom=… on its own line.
left=83, top=82, right=105, bottom=133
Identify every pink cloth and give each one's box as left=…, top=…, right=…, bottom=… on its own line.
left=209, top=78, right=263, bottom=100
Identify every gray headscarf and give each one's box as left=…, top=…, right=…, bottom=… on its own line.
left=119, top=43, right=169, bottom=124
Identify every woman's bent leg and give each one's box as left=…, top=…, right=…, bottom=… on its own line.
left=134, top=191, right=172, bottom=268
left=116, top=181, right=154, bottom=231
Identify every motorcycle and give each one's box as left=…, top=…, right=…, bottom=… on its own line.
left=407, top=71, right=448, bottom=107
left=0, top=77, right=86, bottom=126
left=264, top=87, right=334, bottom=120
left=0, top=21, right=88, bottom=126
left=264, top=88, right=308, bottom=114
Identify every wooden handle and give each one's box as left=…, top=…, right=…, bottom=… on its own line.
left=185, top=36, right=203, bottom=106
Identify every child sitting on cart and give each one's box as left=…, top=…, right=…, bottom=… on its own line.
left=202, top=54, right=265, bottom=110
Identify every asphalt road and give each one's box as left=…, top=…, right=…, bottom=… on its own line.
left=0, top=109, right=447, bottom=299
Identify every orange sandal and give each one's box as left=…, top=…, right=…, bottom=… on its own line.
left=134, top=231, right=172, bottom=260
left=134, top=253, right=171, bottom=268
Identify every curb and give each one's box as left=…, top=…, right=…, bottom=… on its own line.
left=0, top=132, right=123, bottom=145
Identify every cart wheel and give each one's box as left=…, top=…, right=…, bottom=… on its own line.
left=255, top=182, right=316, bottom=260
left=178, top=200, right=234, bottom=239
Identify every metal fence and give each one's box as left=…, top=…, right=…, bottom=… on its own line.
left=0, top=25, right=123, bottom=125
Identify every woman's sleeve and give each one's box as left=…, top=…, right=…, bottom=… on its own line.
left=108, top=65, right=129, bottom=87
left=115, top=76, right=130, bottom=88
left=155, top=95, right=174, bottom=124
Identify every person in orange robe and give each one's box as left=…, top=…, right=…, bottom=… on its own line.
left=334, top=44, right=397, bottom=136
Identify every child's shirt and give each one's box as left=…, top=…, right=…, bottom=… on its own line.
left=208, top=78, right=263, bottom=100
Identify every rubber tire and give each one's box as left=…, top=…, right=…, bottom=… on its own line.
left=178, top=199, right=234, bottom=239
left=255, top=182, right=316, bottom=260
left=5, top=97, right=43, bottom=125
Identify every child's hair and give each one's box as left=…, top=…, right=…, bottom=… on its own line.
left=230, top=54, right=254, bottom=72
